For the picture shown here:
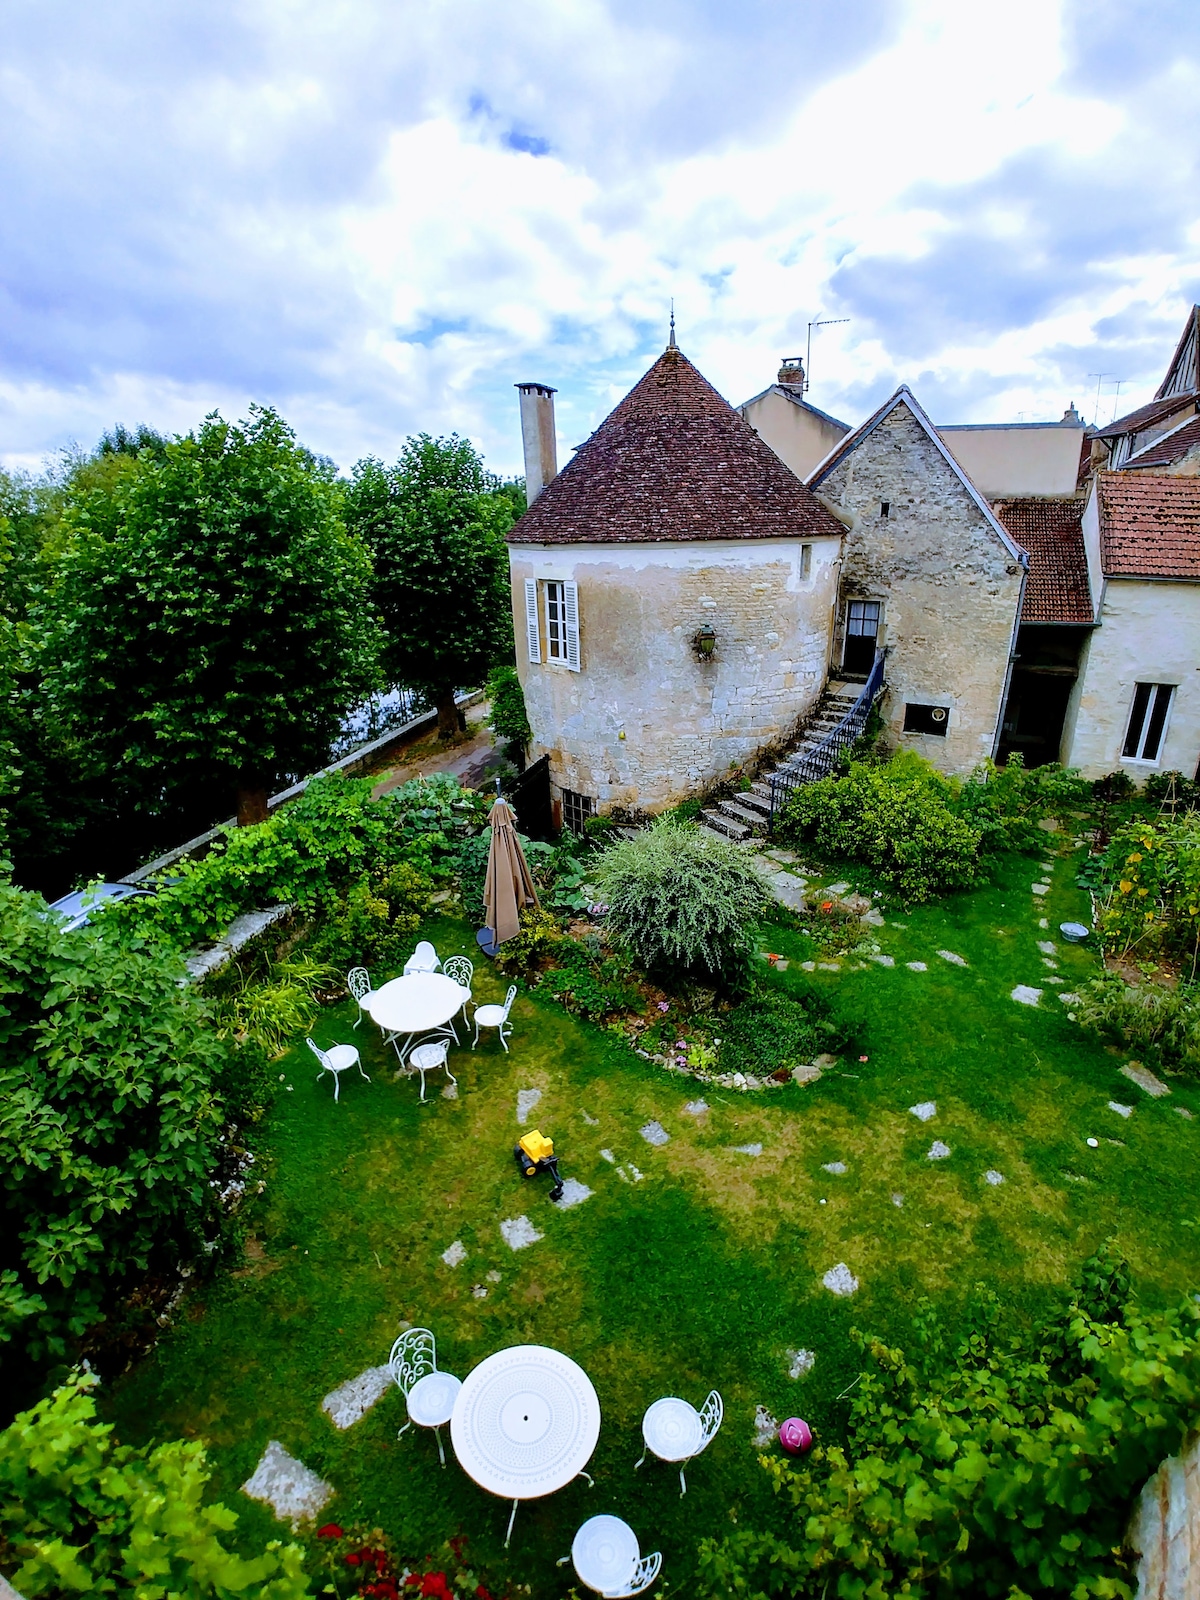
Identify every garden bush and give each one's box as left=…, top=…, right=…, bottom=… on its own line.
left=485, top=663, right=531, bottom=761
left=0, top=884, right=234, bottom=1364
left=1074, top=971, right=1200, bottom=1075
left=779, top=756, right=982, bottom=902
left=1090, top=814, right=1200, bottom=974
left=696, top=1247, right=1200, bottom=1600
left=538, top=940, right=640, bottom=1021
left=0, top=1370, right=310, bottom=1598
left=594, top=819, right=772, bottom=986
left=717, top=983, right=851, bottom=1077
left=955, top=755, right=1089, bottom=854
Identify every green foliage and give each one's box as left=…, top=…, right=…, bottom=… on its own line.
left=538, top=940, right=640, bottom=1021
left=217, top=958, right=342, bottom=1058
left=0, top=884, right=232, bottom=1361
left=780, top=756, right=983, bottom=903
left=594, top=820, right=772, bottom=985
left=1091, top=814, right=1200, bottom=974
left=345, top=436, right=516, bottom=728
left=486, top=663, right=532, bottom=753
left=0, top=1370, right=310, bottom=1597
left=304, top=862, right=433, bottom=974
left=697, top=1249, right=1200, bottom=1600
left=35, top=405, right=380, bottom=815
left=1074, top=970, right=1200, bottom=1075
left=955, top=755, right=1089, bottom=854
left=494, top=905, right=563, bottom=974
left=717, top=983, right=850, bottom=1077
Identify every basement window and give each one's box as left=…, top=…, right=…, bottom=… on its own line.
left=880, top=501, right=890, bottom=518
left=800, top=543, right=812, bottom=580
left=562, top=788, right=595, bottom=836
left=1122, top=683, right=1174, bottom=763
left=903, top=703, right=950, bottom=736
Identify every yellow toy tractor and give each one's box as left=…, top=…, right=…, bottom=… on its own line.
left=513, top=1129, right=565, bottom=1202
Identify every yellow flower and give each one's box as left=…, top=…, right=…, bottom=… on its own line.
left=1119, top=880, right=1133, bottom=894
left=1127, top=852, right=1143, bottom=864
left=1137, top=888, right=1149, bottom=897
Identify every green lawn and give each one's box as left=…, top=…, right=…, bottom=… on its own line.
left=105, top=838, right=1200, bottom=1595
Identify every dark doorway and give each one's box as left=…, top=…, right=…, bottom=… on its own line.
left=997, top=625, right=1091, bottom=767
left=508, top=754, right=555, bottom=840
left=842, top=600, right=881, bottom=677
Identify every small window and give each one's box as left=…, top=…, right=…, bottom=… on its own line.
left=903, top=703, right=949, bottom=736
left=800, top=544, right=812, bottom=580
left=546, top=581, right=568, bottom=661
left=1122, top=683, right=1174, bottom=762
left=562, top=788, right=594, bottom=835
left=880, top=501, right=890, bottom=518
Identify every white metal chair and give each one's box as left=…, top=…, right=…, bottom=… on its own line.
left=405, top=1040, right=457, bottom=1102
left=346, top=966, right=375, bottom=1029
left=562, top=1515, right=662, bottom=1597
left=388, top=1328, right=461, bottom=1467
left=635, top=1389, right=722, bottom=1494
left=403, top=941, right=441, bottom=976
left=306, top=1038, right=369, bottom=1102
left=441, top=955, right=474, bottom=1022
left=473, top=985, right=517, bottom=1051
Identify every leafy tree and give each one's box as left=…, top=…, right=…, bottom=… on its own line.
left=0, top=884, right=232, bottom=1362
left=36, top=406, right=379, bottom=826
left=345, top=435, right=516, bottom=740
left=0, top=1371, right=310, bottom=1597
left=486, top=663, right=532, bottom=766
left=696, top=1249, right=1200, bottom=1600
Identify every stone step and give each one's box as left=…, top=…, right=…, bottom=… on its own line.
left=737, top=786, right=773, bottom=816
left=700, top=808, right=750, bottom=841
left=716, top=798, right=768, bottom=832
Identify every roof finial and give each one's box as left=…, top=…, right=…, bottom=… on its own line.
left=668, top=299, right=676, bottom=349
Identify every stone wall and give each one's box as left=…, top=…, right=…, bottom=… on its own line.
left=508, top=536, right=841, bottom=812
left=1062, top=579, right=1200, bottom=780
left=816, top=402, right=1025, bottom=775
left=1128, top=1428, right=1200, bottom=1598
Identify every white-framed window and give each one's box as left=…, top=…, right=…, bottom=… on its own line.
left=1122, top=682, right=1175, bottom=763
left=799, top=543, right=812, bottom=581
left=532, top=578, right=579, bottom=670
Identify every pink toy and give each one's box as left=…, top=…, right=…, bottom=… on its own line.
left=779, top=1417, right=812, bottom=1455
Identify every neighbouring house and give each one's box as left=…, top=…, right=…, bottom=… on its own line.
left=506, top=340, right=845, bottom=824
left=804, top=386, right=1028, bottom=774
left=1086, top=305, right=1199, bottom=472
left=737, top=358, right=851, bottom=481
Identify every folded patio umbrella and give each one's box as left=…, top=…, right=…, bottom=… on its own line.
left=483, top=798, right=540, bottom=945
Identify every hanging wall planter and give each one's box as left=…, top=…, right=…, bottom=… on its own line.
left=692, top=626, right=717, bottom=661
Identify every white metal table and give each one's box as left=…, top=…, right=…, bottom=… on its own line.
left=366, top=972, right=471, bottom=1067
left=571, top=1515, right=638, bottom=1596
left=450, top=1343, right=601, bottom=1545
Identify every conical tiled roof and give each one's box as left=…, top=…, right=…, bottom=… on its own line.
left=507, top=346, right=844, bottom=544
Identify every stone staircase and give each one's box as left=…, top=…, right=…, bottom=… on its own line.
left=699, top=682, right=862, bottom=843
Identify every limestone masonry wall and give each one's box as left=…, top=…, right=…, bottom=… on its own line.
left=509, top=537, right=840, bottom=812
left=818, top=404, right=1025, bottom=774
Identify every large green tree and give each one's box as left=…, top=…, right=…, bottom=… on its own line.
left=344, top=434, right=517, bottom=739
left=36, top=407, right=379, bottom=825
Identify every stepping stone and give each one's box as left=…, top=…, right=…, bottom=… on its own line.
left=822, top=1262, right=859, bottom=1296
left=870, top=954, right=895, bottom=967
left=581, top=1110, right=599, bottom=1126
left=753, top=1404, right=780, bottom=1447
left=1042, top=958, right=1058, bottom=969
left=937, top=950, right=968, bottom=967
left=441, top=1240, right=467, bottom=1267
left=628, top=1165, right=645, bottom=1182
left=1032, top=883, right=1051, bottom=896
left=1107, top=1102, right=1133, bottom=1119
left=472, top=1284, right=488, bottom=1299
left=640, top=1121, right=669, bottom=1146
left=1037, top=940, right=1057, bottom=955
left=516, top=1089, right=542, bottom=1125
left=441, top=1082, right=458, bottom=1099
left=321, top=1366, right=393, bottom=1430
left=500, top=1215, right=543, bottom=1251
left=862, top=908, right=886, bottom=927
left=599, top=1149, right=617, bottom=1163
left=1121, top=1063, right=1171, bottom=1098
left=1046, top=977, right=1065, bottom=985
left=486, top=1270, right=502, bottom=1283
left=788, top=1348, right=815, bottom=1379
left=1176, top=1107, right=1194, bottom=1120
left=683, top=1100, right=709, bottom=1116
left=1038, top=917, right=1050, bottom=929
left=551, top=1178, right=593, bottom=1209
left=906, top=961, right=928, bottom=972
left=826, top=882, right=851, bottom=896
left=909, top=1101, right=937, bottom=1122
left=984, top=1169, right=1005, bottom=1186
left=800, top=960, right=816, bottom=972
left=733, top=1143, right=764, bottom=1156
left=792, top=1063, right=823, bottom=1085
left=1011, top=985, right=1042, bottom=1006
left=926, top=1140, right=951, bottom=1160
left=821, top=1160, right=847, bottom=1174
left=891, top=1192, right=904, bottom=1207
left=242, top=1441, right=334, bottom=1527
left=817, top=961, right=840, bottom=972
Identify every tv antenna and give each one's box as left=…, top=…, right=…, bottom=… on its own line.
left=1087, top=372, right=1120, bottom=428
left=806, top=315, right=850, bottom=393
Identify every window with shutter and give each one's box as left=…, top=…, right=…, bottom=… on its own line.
left=1122, top=683, right=1175, bottom=762
left=563, top=580, right=580, bottom=672
left=524, top=579, right=541, bottom=664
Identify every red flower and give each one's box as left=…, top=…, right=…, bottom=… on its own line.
left=346, top=1553, right=362, bottom=1566
left=476, top=1588, right=495, bottom=1600
left=317, top=1524, right=344, bottom=1539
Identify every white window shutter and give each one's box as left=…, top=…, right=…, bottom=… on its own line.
left=524, top=579, right=541, bottom=663
left=563, top=580, right=580, bottom=671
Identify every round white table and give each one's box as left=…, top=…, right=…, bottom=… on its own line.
left=451, top=1343, right=601, bottom=1546
left=366, top=972, right=471, bottom=1065
left=406, top=1370, right=462, bottom=1467
left=640, top=1396, right=702, bottom=1463
left=571, top=1515, right=638, bottom=1596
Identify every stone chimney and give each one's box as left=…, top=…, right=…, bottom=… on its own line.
left=516, top=382, right=558, bottom=505
left=1060, top=402, right=1083, bottom=426
left=777, top=358, right=805, bottom=390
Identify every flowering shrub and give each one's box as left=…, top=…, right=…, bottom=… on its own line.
left=1092, top=815, right=1200, bottom=974
left=315, top=1526, right=497, bottom=1600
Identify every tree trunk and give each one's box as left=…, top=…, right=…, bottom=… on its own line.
left=436, top=689, right=458, bottom=742
left=236, top=784, right=270, bottom=827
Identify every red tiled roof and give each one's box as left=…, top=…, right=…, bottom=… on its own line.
left=507, top=347, right=844, bottom=545
left=1093, top=393, right=1195, bottom=441
left=1098, top=473, right=1200, bottom=580
left=992, top=498, right=1094, bottom=623
left=1123, top=414, right=1200, bottom=470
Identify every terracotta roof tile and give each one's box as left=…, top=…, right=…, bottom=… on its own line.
left=507, top=347, right=844, bottom=545
left=1098, top=473, right=1200, bottom=580
left=992, top=498, right=1094, bottom=623
left=1093, top=393, right=1195, bottom=440
left=1123, top=414, right=1200, bottom=470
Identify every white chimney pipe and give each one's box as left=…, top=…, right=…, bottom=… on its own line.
left=516, top=382, right=558, bottom=505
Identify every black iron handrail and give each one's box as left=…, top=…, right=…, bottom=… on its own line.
left=767, top=650, right=887, bottom=830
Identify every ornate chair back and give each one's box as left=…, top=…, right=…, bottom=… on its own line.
left=500, top=984, right=518, bottom=1020
left=615, top=1551, right=663, bottom=1597
left=697, top=1390, right=723, bottom=1452
left=306, top=1038, right=330, bottom=1071
left=388, top=1328, right=437, bottom=1398
left=347, top=967, right=372, bottom=1003
left=442, top=955, right=474, bottom=991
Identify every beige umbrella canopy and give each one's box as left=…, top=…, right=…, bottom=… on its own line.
left=483, top=798, right=540, bottom=945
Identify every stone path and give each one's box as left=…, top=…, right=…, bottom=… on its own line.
left=322, top=1366, right=393, bottom=1430
left=500, top=1215, right=543, bottom=1250
left=823, top=1263, right=859, bottom=1296
left=242, top=1441, right=334, bottom=1526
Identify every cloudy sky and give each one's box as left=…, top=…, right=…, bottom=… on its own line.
left=2, top=0, right=1198, bottom=477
